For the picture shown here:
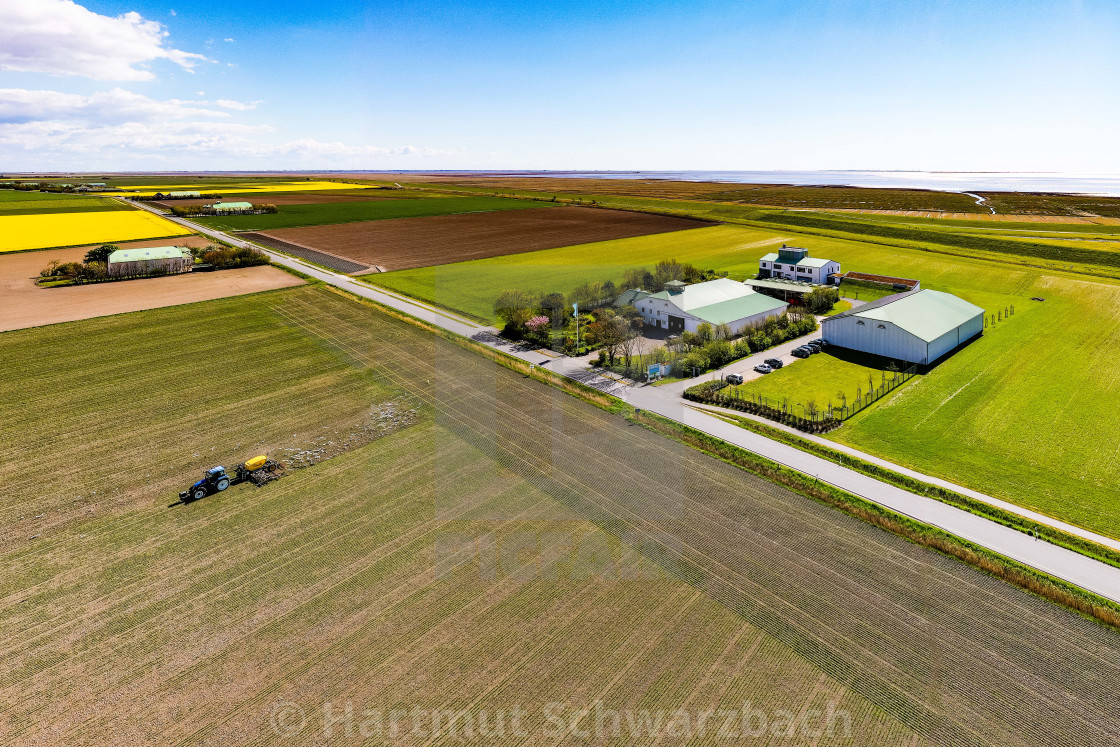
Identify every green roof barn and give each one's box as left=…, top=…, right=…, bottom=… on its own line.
left=106, top=246, right=192, bottom=278
left=822, top=289, right=983, bottom=365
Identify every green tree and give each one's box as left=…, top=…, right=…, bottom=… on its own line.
left=494, top=289, right=537, bottom=330
left=83, top=244, right=118, bottom=264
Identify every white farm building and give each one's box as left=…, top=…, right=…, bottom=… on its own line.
left=759, top=245, right=840, bottom=285
left=635, top=278, right=788, bottom=335
left=107, top=246, right=193, bottom=278
left=821, top=289, right=983, bottom=365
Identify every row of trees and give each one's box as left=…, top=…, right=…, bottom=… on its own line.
left=169, top=204, right=278, bottom=217
left=493, top=258, right=722, bottom=345
left=39, top=243, right=269, bottom=284
left=597, top=312, right=818, bottom=380
left=621, top=259, right=725, bottom=293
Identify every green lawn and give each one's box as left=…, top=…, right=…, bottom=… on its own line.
left=823, top=299, right=852, bottom=315
left=728, top=349, right=912, bottom=413
left=194, top=195, right=551, bottom=231
left=839, top=279, right=905, bottom=303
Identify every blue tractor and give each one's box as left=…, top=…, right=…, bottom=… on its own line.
left=181, top=466, right=232, bottom=503
left=179, top=455, right=284, bottom=503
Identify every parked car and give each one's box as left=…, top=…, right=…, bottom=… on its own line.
left=764, top=358, right=783, bottom=369
left=753, top=363, right=773, bottom=374
left=791, top=347, right=811, bottom=358
left=725, top=373, right=744, bottom=385
left=807, top=340, right=825, bottom=351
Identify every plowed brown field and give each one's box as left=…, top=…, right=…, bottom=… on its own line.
left=0, top=237, right=303, bottom=332
left=247, top=206, right=714, bottom=271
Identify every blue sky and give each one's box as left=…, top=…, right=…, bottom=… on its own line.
left=1, top=0, right=1118, bottom=171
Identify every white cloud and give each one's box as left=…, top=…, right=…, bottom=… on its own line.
left=224, top=38, right=235, bottom=43
left=0, top=88, right=230, bottom=124
left=0, top=87, right=455, bottom=169
left=0, top=0, right=210, bottom=81
left=214, top=99, right=261, bottom=111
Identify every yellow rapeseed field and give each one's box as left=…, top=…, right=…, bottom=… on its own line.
left=108, top=180, right=364, bottom=197
left=0, top=210, right=191, bottom=252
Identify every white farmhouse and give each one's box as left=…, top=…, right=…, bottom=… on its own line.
left=759, top=245, right=840, bottom=285
left=635, top=278, right=787, bottom=335
left=821, top=289, right=983, bottom=365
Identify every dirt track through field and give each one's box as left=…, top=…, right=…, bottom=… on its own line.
left=246, top=206, right=715, bottom=271
left=0, top=239, right=304, bottom=332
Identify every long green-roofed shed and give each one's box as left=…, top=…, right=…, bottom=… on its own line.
left=106, top=246, right=192, bottom=278
left=822, top=289, right=984, bottom=364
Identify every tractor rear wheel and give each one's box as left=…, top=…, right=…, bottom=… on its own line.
left=191, top=487, right=207, bottom=502
left=216, top=477, right=230, bottom=491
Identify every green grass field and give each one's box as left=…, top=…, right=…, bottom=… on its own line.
left=3, top=283, right=1116, bottom=745
left=0, top=192, right=131, bottom=215
left=838, top=278, right=906, bottom=302
left=368, top=224, right=787, bottom=321
left=194, top=195, right=551, bottom=231
left=729, top=349, right=910, bottom=413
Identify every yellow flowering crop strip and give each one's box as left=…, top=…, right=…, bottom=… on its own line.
left=0, top=211, right=191, bottom=252
left=107, top=180, right=364, bottom=197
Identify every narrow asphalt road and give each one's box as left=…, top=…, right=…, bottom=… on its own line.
left=134, top=201, right=1120, bottom=604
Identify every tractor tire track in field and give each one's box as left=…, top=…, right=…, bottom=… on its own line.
left=271, top=296, right=1120, bottom=747
left=5, top=287, right=1120, bottom=745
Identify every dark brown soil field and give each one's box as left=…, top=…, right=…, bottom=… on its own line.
left=246, top=206, right=714, bottom=272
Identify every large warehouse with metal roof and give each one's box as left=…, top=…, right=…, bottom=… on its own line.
left=821, top=289, right=983, bottom=365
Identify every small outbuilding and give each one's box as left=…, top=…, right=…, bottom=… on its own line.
left=821, top=289, right=983, bottom=365
left=166, top=191, right=202, bottom=199
left=205, top=201, right=254, bottom=214
left=107, top=246, right=193, bottom=278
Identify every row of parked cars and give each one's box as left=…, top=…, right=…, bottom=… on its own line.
left=725, top=339, right=828, bottom=382
left=791, top=338, right=828, bottom=359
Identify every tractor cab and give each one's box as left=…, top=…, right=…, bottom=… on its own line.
left=180, top=465, right=231, bottom=503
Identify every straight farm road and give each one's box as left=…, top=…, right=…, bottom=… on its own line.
left=136, top=200, right=1120, bottom=605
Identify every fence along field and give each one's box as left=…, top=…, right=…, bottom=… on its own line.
left=2, top=284, right=1119, bottom=744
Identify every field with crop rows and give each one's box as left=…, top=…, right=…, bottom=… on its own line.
left=0, top=210, right=192, bottom=252
left=248, top=205, right=711, bottom=274
left=196, top=195, right=551, bottom=231
left=2, top=285, right=1119, bottom=744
